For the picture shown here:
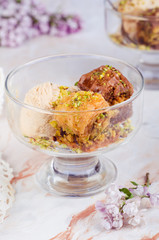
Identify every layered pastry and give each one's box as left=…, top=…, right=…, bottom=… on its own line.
left=78, top=65, right=133, bottom=124
left=52, top=91, right=118, bottom=152
left=78, top=65, right=133, bottom=105
left=118, top=0, right=159, bottom=49
left=21, top=65, right=134, bottom=153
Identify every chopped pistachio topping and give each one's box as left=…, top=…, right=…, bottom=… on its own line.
left=59, top=86, right=68, bottom=90
left=97, top=113, right=106, bottom=120
left=119, top=79, right=127, bottom=87
left=28, top=136, right=55, bottom=150
left=119, top=0, right=127, bottom=6
left=65, top=91, right=99, bottom=109
left=110, top=33, right=151, bottom=51
left=25, top=119, right=133, bottom=153
left=99, top=72, right=105, bottom=79
left=52, top=87, right=71, bottom=108
left=50, top=120, right=58, bottom=128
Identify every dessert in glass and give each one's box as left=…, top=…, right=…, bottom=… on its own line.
left=105, top=0, right=159, bottom=88
left=5, top=54, right=144, bottom=197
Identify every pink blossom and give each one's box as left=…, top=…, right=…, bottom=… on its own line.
left=127, top=213, right=141, bottom=227
left=105, top=184, right=123, bottom=205
left=123, top=197, right=141, bottom=216
left=96, top=176, right=159, bottom=232
left=129, top=185, right=148, bottom=197
left=150, top=193, right=159, bottom=206
left=95, top=201, right=123, bottom=230
left=122, top=197, right=142, bottom=227
left=123, top=202, right=138, bottom=218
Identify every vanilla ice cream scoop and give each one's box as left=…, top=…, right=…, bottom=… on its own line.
left=20, top=82, right=60, bottom=138
left=24, top=82, right=60, bottom=110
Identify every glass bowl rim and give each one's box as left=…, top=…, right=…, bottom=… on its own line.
left=5, top=53, right=144, bottom=114
left=106, top=0, right=159, bottom=21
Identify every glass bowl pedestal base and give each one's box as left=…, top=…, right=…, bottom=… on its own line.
left=36, top=155, right=117, bottom=197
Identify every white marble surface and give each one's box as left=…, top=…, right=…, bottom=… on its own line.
left=0, top=0, right=159, bottom=239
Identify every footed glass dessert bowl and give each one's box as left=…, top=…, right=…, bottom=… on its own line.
left=5, top=54, right=144, bottom=197
left=105, top=0, right=159, bottom=89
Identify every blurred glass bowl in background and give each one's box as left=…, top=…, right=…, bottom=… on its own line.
left=105, top=0, right=159, bottom=89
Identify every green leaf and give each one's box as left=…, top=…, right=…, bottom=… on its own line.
left=74, top=81, right=78, bottom=86
left=119, top=188, right=134, bottom=199
left=130, top=181, right=138, bottom=186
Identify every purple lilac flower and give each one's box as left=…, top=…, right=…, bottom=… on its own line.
left=149, top=193, right=159, bottom=206
left=0, top=0, right=82, bottom=47
left=105, top=183, right=123, bottom=205
left=123, top=197, right=141, bottom=216
left=122, top=197, right=141, bottom=227
left=129, top=185, right=148, bottom=197
left=96, top=174, right=159, bottom=232
left=127, top=213, right=141, bottom=227
left=95, top=201, right=123, bottom=230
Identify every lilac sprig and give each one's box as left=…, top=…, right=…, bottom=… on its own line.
left=0, top=0, right=82, bottom=47
left=96, top=173, right=159, bottom=231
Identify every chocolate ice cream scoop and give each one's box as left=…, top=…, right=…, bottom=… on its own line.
left=78, top=65, right=133, bottom=105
